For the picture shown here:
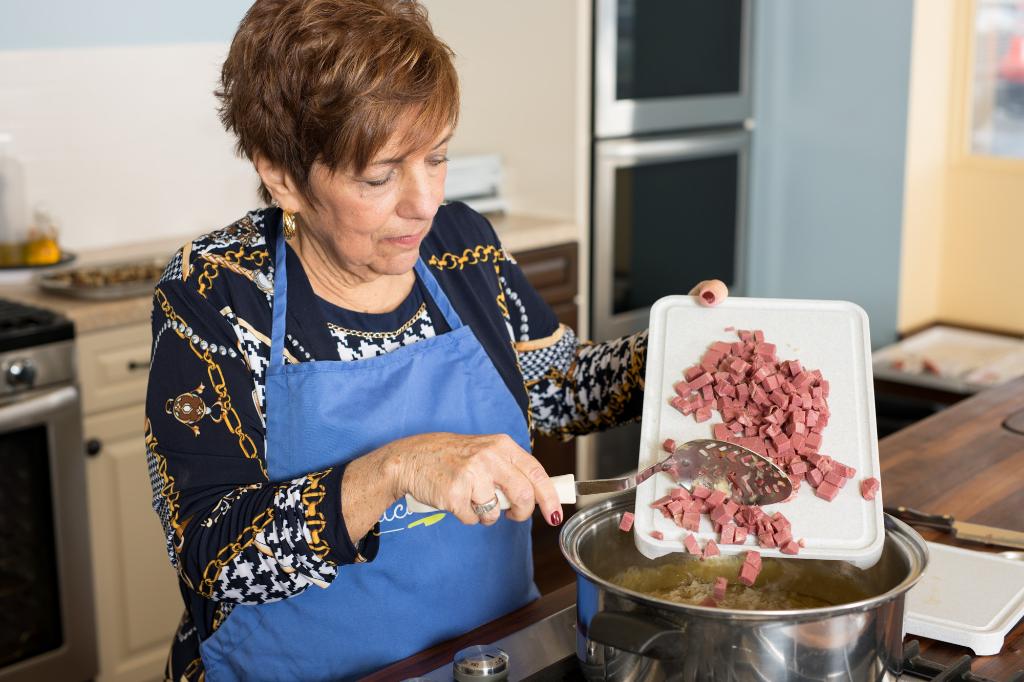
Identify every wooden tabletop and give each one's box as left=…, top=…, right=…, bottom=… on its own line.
left=370, top=377, right=1024, bottom=680
left=879, top=375, right=1024, bottom=680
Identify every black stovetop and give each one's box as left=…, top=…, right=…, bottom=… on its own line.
left=0, top=298, right=73, bottom=352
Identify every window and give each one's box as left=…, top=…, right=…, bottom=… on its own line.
left=970, top=0, right=1024, bottom=158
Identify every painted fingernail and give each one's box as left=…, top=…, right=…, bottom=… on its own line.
left=702, top=291, right=716, bottom=304
left=550, top=510, right=562, bottom=526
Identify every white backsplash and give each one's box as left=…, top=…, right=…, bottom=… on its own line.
left=0, top=42, right=260, bottom=252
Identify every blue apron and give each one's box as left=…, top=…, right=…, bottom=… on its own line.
left=199, top=225, right=537, bottom=681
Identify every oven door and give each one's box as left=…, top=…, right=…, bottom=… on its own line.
left=594, top=0, right=753, bottom=137
left=592, top=129, right=749, bottom=343
left=0, top=385, right=97, bottom=682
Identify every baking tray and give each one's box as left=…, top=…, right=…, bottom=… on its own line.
left=872, top=325, right=1024, bottom=395
left=634, top=296, right=885, bottom=569
left=35, top=257, right=166, bottom=300
left=905, top=542, right=1024, bottom=655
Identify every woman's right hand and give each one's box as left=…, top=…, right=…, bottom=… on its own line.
left=382, top=432, right=563, bottom=528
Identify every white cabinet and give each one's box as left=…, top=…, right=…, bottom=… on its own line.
left=81, top=324, right=179, bottom=682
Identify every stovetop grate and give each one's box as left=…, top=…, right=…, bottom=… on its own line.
left=520, top=641, right=1022, bottom=682
left=0, top=298, right=73, bottom=351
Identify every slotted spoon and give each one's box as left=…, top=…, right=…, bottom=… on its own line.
left=406, top=438, right=792, bottom=513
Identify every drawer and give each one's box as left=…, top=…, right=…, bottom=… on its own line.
left=513, top=242, right=578, bottom=306
left=78, top=323, right=151, bottom=416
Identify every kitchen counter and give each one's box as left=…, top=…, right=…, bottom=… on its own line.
left=369, top=376, right=1024, bottom=680
left=0, top=213, right=580, bottom=334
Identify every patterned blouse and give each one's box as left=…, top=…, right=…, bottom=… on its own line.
left=145, top=203, right=648, bottom=680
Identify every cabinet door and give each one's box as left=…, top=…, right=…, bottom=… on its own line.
left=85, top=403, right=180, bottom=682
left=513, top=242, right=580, bottom=593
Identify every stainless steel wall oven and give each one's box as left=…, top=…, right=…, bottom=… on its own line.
left=0, top=300, right=96, bottom=682
left=589, top=0, right=753, bottom=477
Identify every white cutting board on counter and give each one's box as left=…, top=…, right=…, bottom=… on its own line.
left=905, top=543, right=1024, bottom=655
left=633, top=296, right=885, bottom=569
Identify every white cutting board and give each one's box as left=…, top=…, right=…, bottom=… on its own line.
left=905, top=543, right=1024, bottom=655
left=633, top=296, right=885, bottom=569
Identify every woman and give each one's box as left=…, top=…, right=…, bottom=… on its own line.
left=144, top=1, right=728, bottom=679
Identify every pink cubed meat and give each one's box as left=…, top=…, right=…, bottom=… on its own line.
left=684, top=365, right=704, bottom=381
left=739, top=562, right=760, bottom=586
left=706, top=489, right=727, bottom=507
left=690, top=372, right=713, bottom=389
left=713, top=576, right=728, bottom=601
left=744, top=550, right=761, bottom=568
left=691, top=485, right=712, bottom=499
left=619, top=512, right=635, bottom=532
left=662, top=438, right=677, bottom=453
left=734, top=527, right=749, bottom=544
left=695, top=407, right=713, bottom=423
left=682, top=511, right=701, bottom=531
left=815, top=481, right=840, bottom=501
left=683, top=534, right=702, bottom=555
left=720, top=524, right=735, bottom=544
left=780, top=540, right=801, bottom=555
left=670, top=487, right=690, bottom=500
left=650, top=530, right=664, bottom=540
left=703, top=539, right=721, bottom=559
left=860, top=477, right=880, bottom=501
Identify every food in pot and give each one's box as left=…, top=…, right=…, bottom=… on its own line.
left=611, top=554, right=843, bottom=610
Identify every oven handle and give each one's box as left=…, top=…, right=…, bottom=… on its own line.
left=0, top=385, right=78, bottom=429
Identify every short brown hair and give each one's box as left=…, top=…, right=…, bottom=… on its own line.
left=217, top=0, right=459, bottom=205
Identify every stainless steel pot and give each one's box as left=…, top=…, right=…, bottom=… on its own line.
left=560, top=494, right=928, bottom=681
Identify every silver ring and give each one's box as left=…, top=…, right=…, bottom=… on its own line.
left=471, top=496, right=500, bottom=516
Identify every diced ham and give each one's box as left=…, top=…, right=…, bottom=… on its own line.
left=703, top=539, right=721, bottom=559
left=860, top=477, right=880, bottom=501
left=619, top=512, right=635, bottom=532
left=713, top=576, right=728, bottom=601
left=683, top=534, right=702, bottom=555
left=682, top=511, right=701, bottom=531
left=815, top=481, right=840, bottom=501
left=720, top=524, right=735, bottom=544
left=691, top=485, right=712, bottom=499
left=670, top=487, right=690, bottom=500
left=662, top=438, right=676, bottom=453
left=689, top=372, right=713, bottom=389
left=780, top=540, right=801, bottom=555
left=706, top=489, right=727, bottom=507
left=739, top=562, right=760, bottom=586
left=650, top=530, right=664, bottom=540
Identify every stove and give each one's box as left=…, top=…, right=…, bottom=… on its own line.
left=418, top=607, right=1023, bottom=682
left=0, top=297, right=96, bottom=682
left=0, top=298, right=74, bottom=402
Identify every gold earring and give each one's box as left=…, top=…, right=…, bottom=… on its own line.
left=282, top=210, right=298, bottom=240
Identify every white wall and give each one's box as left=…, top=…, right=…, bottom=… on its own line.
left=423, top=0, right=586, bottom=223
left=0, top=1, right=590, bottom=253
left=0, top=44, right=260, bottom=252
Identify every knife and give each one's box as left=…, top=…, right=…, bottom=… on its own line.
left=885, top=506, right=1024, bottom=550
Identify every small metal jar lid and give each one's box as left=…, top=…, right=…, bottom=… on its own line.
left=452, top=645, right=509, bottom=681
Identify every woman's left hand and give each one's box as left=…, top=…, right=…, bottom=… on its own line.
left=689, top=279, right=728, bottom=307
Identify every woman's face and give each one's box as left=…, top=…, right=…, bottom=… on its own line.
left=298, top=124, right=451, bottom=281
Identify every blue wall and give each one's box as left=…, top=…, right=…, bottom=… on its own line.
left=748, top=0, right=915, bottom=349
left=0, top=0, right=253, bottom=50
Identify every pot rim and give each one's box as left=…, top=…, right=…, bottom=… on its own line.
left=559, top=493, right=929, bottom=621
